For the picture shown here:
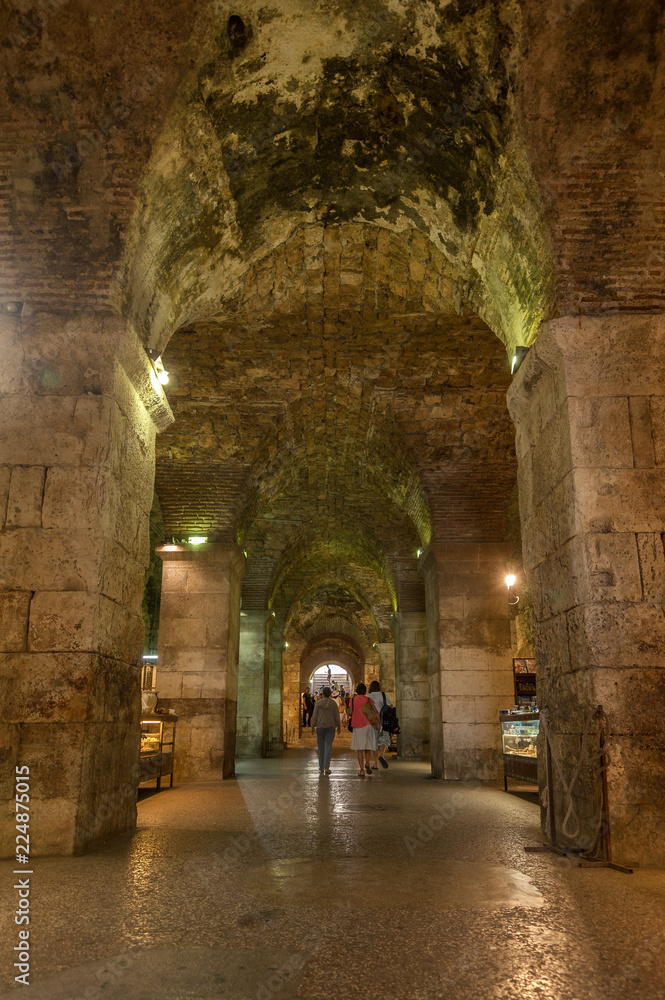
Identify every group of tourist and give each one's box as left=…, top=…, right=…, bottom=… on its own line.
left=301, top=683, right=348, bottom=728
left=307, top=681, right=395, bottom=777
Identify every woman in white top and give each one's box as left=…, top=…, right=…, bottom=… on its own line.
left=368, top=680, right=392, bottom=770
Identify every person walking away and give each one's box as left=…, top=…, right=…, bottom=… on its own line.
left=368, top=680, right=391, bottom=770
left=349, top=682, right=378, bottom=777
left=303, top=689, right=315, bottom=727
left=310, top=687, right=341, bottom=774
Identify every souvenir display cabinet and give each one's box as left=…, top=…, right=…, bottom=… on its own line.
left=501, top=711, right=539, bottom=789
left=139, top=714, right=177, bottom=790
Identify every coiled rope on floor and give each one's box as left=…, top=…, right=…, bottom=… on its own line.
left=538, top=704, right=611, bottom=859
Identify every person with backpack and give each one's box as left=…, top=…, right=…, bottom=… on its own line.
left=367, top=680, right=392, bottom=770
left=348, top=682, right=380, bottom=777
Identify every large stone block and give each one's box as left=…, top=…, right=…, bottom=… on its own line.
left=443, top=721, right=499, bottom=751
left=443, top=747, right=501, bottom=782
left=0, top=395, right=114, bottom=467
left=0, top=314, right=25, bottom=394
left=0, top=528, right=101, bottom=592
left=441, top=697, right=475, bottom=725
left=568, top=396, right=633, bottom=470
left=0, top=592, right=30, bottom=651
left=568, top=602, right=665, bottom=670
left=0, top=652, right=91, bottom=723
left=573, top=467, right=665, bottom=534
left=581, top=532, right=641, bottom=603
left=28, top=591, right=96, bottom=652
left=536, top=612, right=571, bottom=676
left=590, top=668, right=665, bottom=736
left=0, top=466, right=10, bottom=528
left=554, top=315, right=665, bottom=400
left=41, top=465, right=106, bottom=533
left=636, top=533, right=665, bottom=602
left=158, top=616, right=209, bottom=649
left=6, top=466, right=45, bottom=527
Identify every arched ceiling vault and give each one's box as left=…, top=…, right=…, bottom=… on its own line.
left=3, top=1, right=660, bottom=328
left=122, top=0, right=556, bottom=353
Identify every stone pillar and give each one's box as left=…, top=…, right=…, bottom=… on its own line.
left=0, top=312, right=171, bottom=856
left=236, top=610, right=270, bottom=758
left=267, top=626, right=284, bottom=750
left=419, top=543, right=514, bottom=781
left=419, top=551, right=443, bottom=778
left=393, top=611, right=429, bottom=758
left=377, top=641, right=396, bottom=703
left=156, top=543, right=245, bottom=781
left=507, top=315, right=665, bottom=867
left=281, top=647, right=301, bottom=744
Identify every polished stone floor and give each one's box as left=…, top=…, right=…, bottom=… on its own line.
left=1, top=742, right=665, bottom=999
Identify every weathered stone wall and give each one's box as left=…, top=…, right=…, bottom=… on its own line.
left=420, top=543, right=514, bottom=781
left=508, top=316, right=665, bottom=867
left=0, top=311, right=171, bottom=855
left=282, top=649, right=302, bottom=744
left=393, top=611, right=430, bottom=758
left=237, top=610, right=270, bottom=758
left=377, top=641, right=397, bottom=705
left=267, top=630, right=284, bottom=751
left=156, top=543, right=245, bottom=780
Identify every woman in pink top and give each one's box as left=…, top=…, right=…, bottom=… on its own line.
left=349, top=682, right=377, bottom=777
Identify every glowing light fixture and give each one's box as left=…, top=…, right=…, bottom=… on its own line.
left=417, top=548, right=423, bottom=558
left=284, top=641, right=289, bottom=648
left=511, top=346, right=529, bottom=375
left=142, top=655, right=158, bottom=660
left=505, top=574, right=519, bottom=606
left=147, top=349, right=169, bottom=387
left=188, top=536, right=207, bottom=545
left=154, top=355, right=169, bottom=384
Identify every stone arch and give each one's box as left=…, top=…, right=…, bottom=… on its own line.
left=121, top=0, right=556, bottom=354
left=299, top=633, right=364, bottom=691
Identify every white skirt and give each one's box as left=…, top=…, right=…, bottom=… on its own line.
left=351, top=724, right=377, bottom=751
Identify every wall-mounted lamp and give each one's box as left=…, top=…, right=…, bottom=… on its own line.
left=416, top=548, right=423, bottom=558
left=1, top=301, right=23, bottom=316
left=271, top=611, right=276, bottom=617
left=188, top=536, right=207, bottom=545
left=511, top=346, right=529, bottom=375
left=146, top=348, right=169, bottom=386
left=505, top=574, right=519, bottom=606
left=284, top=641, right=289, bottom=649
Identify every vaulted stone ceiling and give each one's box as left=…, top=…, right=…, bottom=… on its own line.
left=153, top=222, right=516, bottom=654
left=3, top=0, right=661, bottom=669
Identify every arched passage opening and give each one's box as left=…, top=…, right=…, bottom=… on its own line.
left=308, top=664, right=353, bottom=695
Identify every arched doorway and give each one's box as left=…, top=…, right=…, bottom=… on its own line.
left=309, top=664, right=352, bottom=697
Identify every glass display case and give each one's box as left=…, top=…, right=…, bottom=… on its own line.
left=501, top=711, right=539, bottom=789
left=139, top=714, right=177, bottom=790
